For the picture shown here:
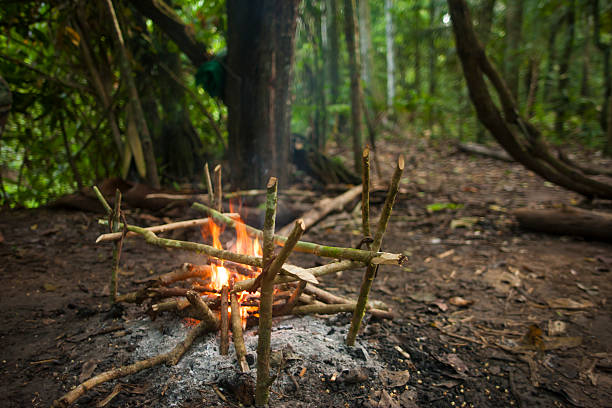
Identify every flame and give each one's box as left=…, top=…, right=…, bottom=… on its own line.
left=200, top=200, right=263, bottom=328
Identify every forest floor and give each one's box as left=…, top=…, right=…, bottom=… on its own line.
left=1, top=136, right=611, bottom=408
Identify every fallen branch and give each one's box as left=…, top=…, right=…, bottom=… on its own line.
left=52, top=294, right=218, bottom=407
left=457, top=142, right=513, bottom=162
left=96, top=218, right=224, bottom=243
left=276, top=184, right=362, bottom=236
left=291, top=303, right=394, bottom=319
left=513, top=206, right=612, bottom=241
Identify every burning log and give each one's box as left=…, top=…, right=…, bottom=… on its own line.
left=347, top=156, right=404, bottom=346
left=52, top=293, right=219, bottom=408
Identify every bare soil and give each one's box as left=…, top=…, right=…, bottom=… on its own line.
left=1, top=137, right=611, bottom=407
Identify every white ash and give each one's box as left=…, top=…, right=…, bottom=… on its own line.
left=124, top=314, right=383, bottom=406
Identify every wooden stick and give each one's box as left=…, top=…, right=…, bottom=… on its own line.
left=292, top=302, right=394, bottom=319
left=158, top=263, right=212, bottom=286
left=220, top=285, right=229, bottom=355
left=110, top=189, right=122, bottom=303
left=347, top=156, right=404, bottom=346
left=362, top=147, right=371, bottom=238
left=255, top=177, right=279, bottom=406
left=233, top=260, right=362, bottom=292
left=52, top=294, right=218, bottom=407
left=93, top=186, right=112, bottom=214
left=96, top=218, right=212, bottom=243
left=273, top=281, right=307, bottom=316
left=192, top=202, right=407, bottom=265
left=214, top=164, right=222, bottom=212
left=230, top=292, right=250, bottom=373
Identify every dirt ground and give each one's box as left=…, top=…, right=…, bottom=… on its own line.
left=1, top=137, right=611, bottom=407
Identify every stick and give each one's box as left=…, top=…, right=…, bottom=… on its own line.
left=233, top=260, right=362, bottom=292
left=93, top=186, right=112, bottom=214
left=255, top=177, right=279, bottom=406
left=52, top=294, right=217, bottom=407
left=230, top=292, right=250, bottom=372
left=110, top=189, right=122, bottom=303
left=256, top=219, right=305, bottom=406
left=276, top=184, right=363, bottom=237
left=362, top=147, right=371, bottom=238
left=220, top=285, right=229, bottom=355
left=291, top=302, right=394, bottom=319
left=347, top=156, right=404, bottom=346
left=157, top=263, right=212, bottom=286
left=214, top=164, right=222, bottom=212
left=204, top=163, right=214, bottom=205
left=96, top=218, right=212, bottom=243
left=192, top=202, right=407, bottom=265
left=273, top=281, right=307, bottom=316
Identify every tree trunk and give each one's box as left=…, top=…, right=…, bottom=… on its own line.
left=554, top=0, right=575, bottom=136
left=226, top=0, right=300, bottom=189
left=358, top=0, right=374, bottom=95
left=592, top=0, right=612, bottom=155
left=327, top=0, right=341, bottom=105
left=343, top=0, right=364, bottom=173
left=474, top=0, right=496, bottom=142
left=503, top=0, right=524, bottom=101
left=447, top=0, right=612, bottom=199
left=385, top=0, right=395, bottom=110
left=542, top=15, right=562, bottom=105
left=427, top=0, right=437, bottom=131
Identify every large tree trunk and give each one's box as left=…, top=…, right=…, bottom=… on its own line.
left=343, top=0, right=364, bottom=173
left=447, top=0, right=612, bottom=199
left=226, top=1, right=300, bottom=189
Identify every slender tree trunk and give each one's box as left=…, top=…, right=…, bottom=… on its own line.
left=504, top=0, right=524, bottom=101
left=104, top=0, right=160, bottom=188
left=475, top=0, right=496, bottom=142
left=524, top=57, right=540, bottom=118
left=554, top=0, right=575, bottom=136
left=385, top=0, right=395, bottom=111
left=592, top=0, right=612, bottom=155
left=343, top=0, right=364, bottom=173
left=542, top=16, right=561, bottom=105
left=358, top=0, right=374, bottom=94
left=428, top=0, right=436, bottom=131
left=327, top=0, right=341, bottom=105
left=413, top=3, right=421, bottom=94
left=226, top=0, right=300, bottom=189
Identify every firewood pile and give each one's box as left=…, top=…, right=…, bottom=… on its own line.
left=53, top=149, right=407, bottom=407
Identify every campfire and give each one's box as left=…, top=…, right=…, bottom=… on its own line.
left=53, top=150, right=407, bottom=407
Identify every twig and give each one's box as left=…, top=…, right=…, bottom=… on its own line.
left=204, top=162, right=214, bottom=205
left=361, top=147, right=371, bottom=238
left=347, top=156, right=404, bottom=346
left=109, top=189, right=123, bottom=303
left=274, top=281, right=307, bottom=316
left=214, top=164, right=222, bottom=212
left=256, top=219, right=305, bottom=406
left=96, top=218, right=218, bottom=243
left=230, top=292, right=250, bottom=372
left=232, top=260, right=362, bottom=293
left=291, top=303, right=394, bottom=319
left=220, top=285, right=229, bottom=355
left=255, top=177, right=279, bottom=406
left=52, top=294, right=217, bottom=407
left=157, top=263, right=212, bottom=286
left=93, top=186, right=112, bottom=215
left=192, top=202, right=407, bottom=265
